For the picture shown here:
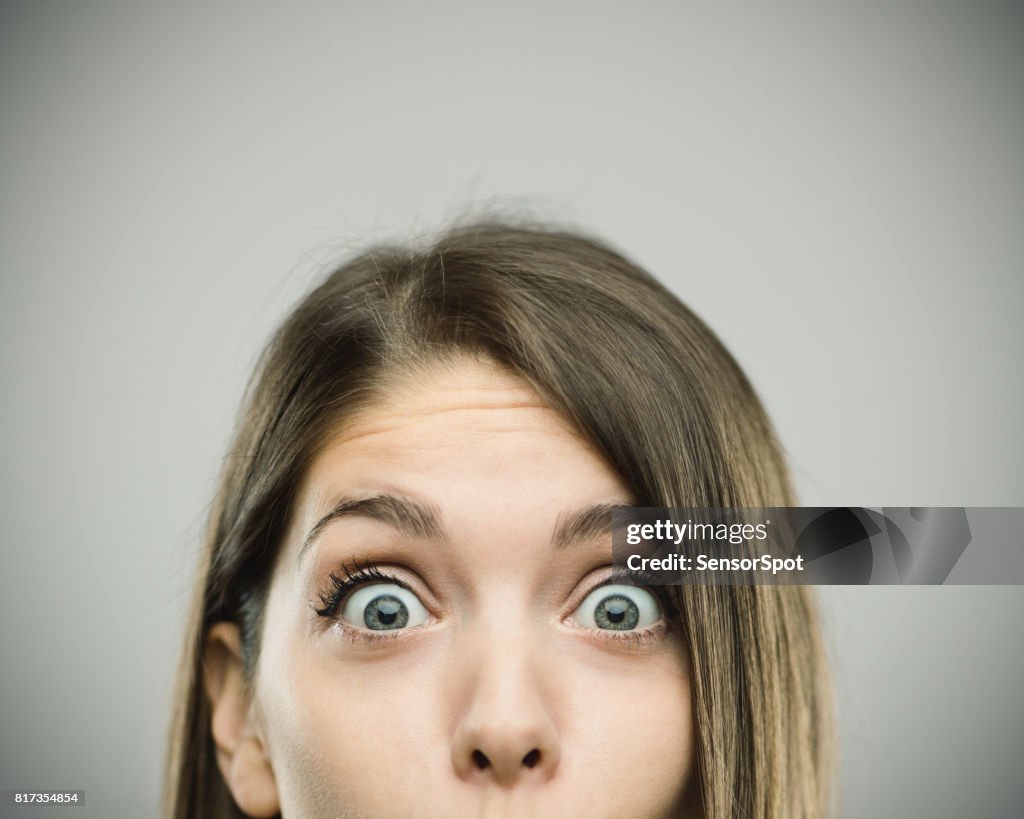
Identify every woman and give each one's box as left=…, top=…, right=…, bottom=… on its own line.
left=165, top=221, right=832, bottom=818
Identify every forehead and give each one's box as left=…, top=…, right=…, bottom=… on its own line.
left=289, top=357, right=631, bottom=536
left=328, top=357, right=564, bottom=444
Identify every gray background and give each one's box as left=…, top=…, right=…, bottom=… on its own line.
left=1, top=3, right=1022, bottom=817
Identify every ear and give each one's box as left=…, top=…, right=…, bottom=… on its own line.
left=203, top=622, right=280, bottom=818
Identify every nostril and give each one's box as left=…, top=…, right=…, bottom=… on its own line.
left=472, top=750, right=490, bottom=770
left=521, top=749, right=541, bottom=769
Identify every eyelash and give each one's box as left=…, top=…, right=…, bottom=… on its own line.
left=311, top=562, right=678, bottom=646
left=314, top=560, right=400, bottom=619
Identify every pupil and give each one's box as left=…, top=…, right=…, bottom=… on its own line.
left=365, top=595, right=408, bottom=630
left=605, top=600, right=627, bottom=623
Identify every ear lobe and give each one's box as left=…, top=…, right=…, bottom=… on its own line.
left=227, top=739, right=281, bottom=818
left=203, top=622, right=280, bottom=818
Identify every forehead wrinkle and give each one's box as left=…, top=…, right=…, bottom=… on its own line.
left=327, top=400, right=579, bottom=448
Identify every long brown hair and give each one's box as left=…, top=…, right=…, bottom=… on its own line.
left=165, top=221, right=832, bottom=818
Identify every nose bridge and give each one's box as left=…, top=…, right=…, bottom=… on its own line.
left=450, top=608, right=561, bottom=786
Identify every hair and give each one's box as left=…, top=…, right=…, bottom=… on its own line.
left=164, top=220, right=832, bottom=818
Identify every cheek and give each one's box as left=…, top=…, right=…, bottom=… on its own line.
left=257, top=633, right=445, bottom=817
left=561, top=647, right=695, bottom=806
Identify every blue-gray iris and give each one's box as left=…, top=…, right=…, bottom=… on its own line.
left=364, top=594, right=409, bottom=630
left=594, top=594, right=639, bottom=630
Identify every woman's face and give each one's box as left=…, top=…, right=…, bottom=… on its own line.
left=209, top=357, right=696, bottom=818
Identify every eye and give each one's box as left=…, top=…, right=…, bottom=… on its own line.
left=341, top=583, right=429, bottom=631
left=572, top=583, right=662, bottom=631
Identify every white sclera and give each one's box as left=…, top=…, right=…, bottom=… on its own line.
left=573, top=584, right=662, bottom=630
left=341, top=583, right=429, bottom=630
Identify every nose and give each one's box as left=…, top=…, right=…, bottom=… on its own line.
left=450, top=628, right=561, bottom=787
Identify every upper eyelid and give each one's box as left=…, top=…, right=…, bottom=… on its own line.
left=316, top=564, right=436, bottom=618
left=566, top=567, right=652, bottom=604
left=567, top=572, right=677, bottom=623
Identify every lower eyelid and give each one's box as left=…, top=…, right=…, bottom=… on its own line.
left=575, top=627, right=666, bottom=651
left=339, top=625, right=405, bottom=645
left=332, top=616, right=667, bottom=647
left=602, top=621, right=669, bottom=643
left=328, top=618, right=433, bottom=646
left=562, top=614, right=670, bottom=641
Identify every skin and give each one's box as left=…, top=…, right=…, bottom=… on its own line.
left=205, top=356, right=696, bottom=818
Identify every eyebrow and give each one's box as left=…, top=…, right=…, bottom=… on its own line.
left=298, top=494, right=444, bottom=564
left=551, top=502, right=633, bottom=550
left=298, top=495, right=632, bottom=564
